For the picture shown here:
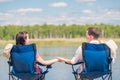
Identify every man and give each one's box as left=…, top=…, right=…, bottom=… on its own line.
left=58, top=27, right=100, bottom=73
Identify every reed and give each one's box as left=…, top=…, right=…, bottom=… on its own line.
left=0, top=38, right=120, bottom=47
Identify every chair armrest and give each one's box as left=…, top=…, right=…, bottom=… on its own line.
left=36, top=62, right=46, bottom=66
left=65, top=61, right=84, bottom=65
left=73, top=61, right=84, bottom=65
left=36, top=62, right=52, bottom=75
left=36, top=62, right=52, bottom=69
left=65, top=61, right=84, bottom=75
left=7, top=61, right=12, bottom=66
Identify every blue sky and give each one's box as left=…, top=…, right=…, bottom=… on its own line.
left=0, top=0, right=120, bottom=25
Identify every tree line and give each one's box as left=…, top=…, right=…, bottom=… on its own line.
left=0, top=23, right=120, bottom=40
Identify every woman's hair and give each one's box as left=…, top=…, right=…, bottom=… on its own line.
left=87, top=27, right=100, bottom=39
left=16, top=31, right=28, bottom=46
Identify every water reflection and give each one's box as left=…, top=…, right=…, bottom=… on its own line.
left=0, top=46, right=120, bottom=80
left=37, top=47, right=78, bottom=59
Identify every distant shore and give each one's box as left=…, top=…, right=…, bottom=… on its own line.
left=0, top=38, right=120, bottom=47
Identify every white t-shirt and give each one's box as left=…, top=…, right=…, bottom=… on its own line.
left=71, top=40, right=99, bottom=73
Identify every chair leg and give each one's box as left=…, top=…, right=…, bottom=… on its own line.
left=74, top=73, right=86, bottom=80
left=9, top=74, right=11, bottom=80
left=11, top=75, right=17, bottom=80
left=74, top=74, right=81, bottom=80
left=101, top=73, right=112, bottom=80
left=110, top=73, right=112, bottom=80
left=108, top=73, right=112, bottom=80
left=81, top=78, right=92, bottom=80
left=40, top=75, right=45, bottom=80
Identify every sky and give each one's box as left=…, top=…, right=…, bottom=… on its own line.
left=0, top=0, right=120, bottom=25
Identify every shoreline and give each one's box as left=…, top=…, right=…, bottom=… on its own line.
left=0, top=38, right=120, bottom=47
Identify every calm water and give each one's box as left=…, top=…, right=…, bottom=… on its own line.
left=0, top=46, right=120, bottom=80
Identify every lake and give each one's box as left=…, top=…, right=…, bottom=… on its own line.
left=0, top=46, right=120, bottom=80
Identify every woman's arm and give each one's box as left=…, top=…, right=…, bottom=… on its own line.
left=36, top=53, right=58, bottom=65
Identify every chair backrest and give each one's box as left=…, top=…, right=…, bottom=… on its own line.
left=82, top=43, right=111, bottom=73
left=10, top=44, right=36, bottom=74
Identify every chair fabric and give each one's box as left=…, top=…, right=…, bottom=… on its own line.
left=71, top=42, right=112, bottom=80
left=11, top=44, right=36, bottom=74
left=80, top=43, right=112, bottom=80
left=8, top=44, right=44, bottom=80
left=82, top=43, right=110, bottom=73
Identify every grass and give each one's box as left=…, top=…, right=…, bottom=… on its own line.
left=0, top=38, right=120, bottom=47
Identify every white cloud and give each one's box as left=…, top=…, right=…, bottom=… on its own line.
left=6, top=8, right=43, bottom=16
left=0, top=8, right=43, bottom=25
left=42, top=16, right=76, bottom=25
left=76, top=0, right=97, bottom=2
left=105, top=10, right=120, bottom=20
left=79, top=9, right=120, bottom=24
left=0, top=0, right=13, bottom=2
left=82, top=10, right=93, bottom=14
left=0, top=12, right=13, bottom=18
left=87, top=3, right=94, bottom=6
left=106, top=10, right=120, bottom=15
left=0, top=8, right=120, bottom=25
left=17, top=8, right=43, bottom=13
left=0, top=12, right=11, bottom=16
left=50, top=2, right=68, bottom=7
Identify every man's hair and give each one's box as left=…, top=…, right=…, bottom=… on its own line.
left=87, top=27, right=100, bottom=39
left=16, top=31, right=28, bottom=45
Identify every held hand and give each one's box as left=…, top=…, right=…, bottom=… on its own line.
left=57, top=57, right=66, bottom=62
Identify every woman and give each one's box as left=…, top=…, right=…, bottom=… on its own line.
left=4, top=31, right=58, bottom=74
left=15, top=31, right=58, bottom=66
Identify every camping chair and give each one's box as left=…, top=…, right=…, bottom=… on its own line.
left=8, top=44, right=52, bottom=80
left=69, top=42, right=112, bottom=80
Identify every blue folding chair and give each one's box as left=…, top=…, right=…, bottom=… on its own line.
left=70, top=42, right=112, bottom=80
left=8, top=44, right=52, bottom=80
